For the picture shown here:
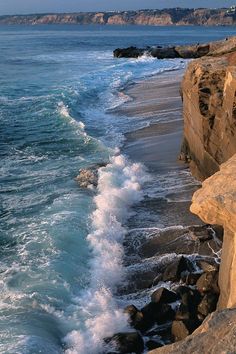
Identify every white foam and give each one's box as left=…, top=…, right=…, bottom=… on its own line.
left=58, top=101, right=86, bottom=132
left=64, top=154, right=148, bottom=354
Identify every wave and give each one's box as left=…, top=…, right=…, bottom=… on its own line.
left=58, top=102, right=86, bottom=131
left=64, top=154, right=148, bottom=354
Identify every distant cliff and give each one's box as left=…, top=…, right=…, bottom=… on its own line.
left=1, top=8, right=236, bottom=26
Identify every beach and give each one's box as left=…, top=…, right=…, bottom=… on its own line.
left=110, top=69, right=222, bottom=350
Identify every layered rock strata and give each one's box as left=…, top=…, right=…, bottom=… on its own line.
left=180, top=41, right=236, bottom=179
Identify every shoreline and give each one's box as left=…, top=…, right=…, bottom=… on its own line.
left=111, top=68, right=222, bottom=352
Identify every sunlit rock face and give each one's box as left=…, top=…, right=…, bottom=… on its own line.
left=148, top=307, right=236, bottom=354
left=191, top=154, right=236, bottom=309
left=181, top=46, right=236, bottom=179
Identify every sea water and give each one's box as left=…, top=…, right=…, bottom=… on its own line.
left=0, top=25, right=236, bottom=353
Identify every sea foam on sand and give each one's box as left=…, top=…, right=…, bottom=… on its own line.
left=65, top=153, right=148, bottom=354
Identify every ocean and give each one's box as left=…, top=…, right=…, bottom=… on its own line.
left=0, top=24, right=235, bottom=354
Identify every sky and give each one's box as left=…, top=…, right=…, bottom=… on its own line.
left=1, top=0, right=236, bottom=16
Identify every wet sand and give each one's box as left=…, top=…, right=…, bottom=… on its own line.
left=120, top=70, right=185, bottom=173
left=113, top=69, right=212, bottom=299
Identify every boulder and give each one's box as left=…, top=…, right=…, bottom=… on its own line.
left=141, top=302, right=175, bottom=327
left=105, top=332, right=144, bottom=354
left=151, top=287, right=179, bottom=304
left=124, top=305, right=144, bottom=330
left=162, top=256, right=195, bottom=282
left=196, top=271, right=219, bottom=295
left=113, top=46, right=145, bottom=58
left=180, top=272, right=202, bottom=286
left=171, top=319, right=200, bottom=342
left=197, top=293, right=218, bottom=319
left=75, top=163, right=106, bottom=188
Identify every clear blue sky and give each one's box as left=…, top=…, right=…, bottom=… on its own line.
left=1, top=0, right=236, bottom=16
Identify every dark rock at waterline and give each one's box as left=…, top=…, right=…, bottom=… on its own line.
left=176, top=286, right=202, bottom=312
left=151, top=287, right=179, bottom=304
left=180, top=272, right=202, bottom=286
left=162, top=256, right=195, bottom=282
left=146, top=339, right=163, bottom=350
left=198, top=293, right=219, bottom=319
left=105, top=332, right=144, bottom=354
left=196, top=270, right=219, bottom=294
left=124, top=305, right=144, bottom=329
left=141, top=303, right=176, bottom=327
left=113, top=43, right=212, bottom=59
left=113, top=46, right=145, bottom=58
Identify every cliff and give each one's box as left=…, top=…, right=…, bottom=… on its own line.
left=1, top=8, right=236, bottom=26
left=149, top=38, right=236, bottom=354
left=149, top=307, right=236, bottom=354
left=191, top=154, right=236, bottom=309
left=181, top=37, right=236, bottom=179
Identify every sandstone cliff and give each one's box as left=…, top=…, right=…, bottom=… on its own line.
left=181, top=38, right=236, bottom=179
left=149, top=307, right=236, bottom=354
left=191, top=154, right=236, bottom=309
left=1, top=8, right=236, bottom=26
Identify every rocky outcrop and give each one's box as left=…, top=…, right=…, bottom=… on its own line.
left=149, top=307, right=236, bottom=354
left=191, top=154, right=236, bottom=309
left=114, top=36, right=236, bottom=59
left=1, top=8, right=236, bottom=26
left=114, top=43, right=212, bottom=59
left=181, top=39, right=236, bottom=179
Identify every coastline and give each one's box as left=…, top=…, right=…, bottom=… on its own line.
left=111, top=68, right=222, bottom=351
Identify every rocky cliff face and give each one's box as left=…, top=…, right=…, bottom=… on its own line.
left=181, top=37, right=236, bottom=179
left=149, top=307, right=236, bottom=354
left=191, top=154, right=236, bottom=309
left=1, top=8, right=236, bottom=26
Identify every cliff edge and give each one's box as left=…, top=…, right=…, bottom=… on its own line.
left=191, top=154, right=236, bottom=309
left=180, top=38, right=236, bottom=179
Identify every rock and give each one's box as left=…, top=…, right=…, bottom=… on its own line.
left=180, top=272, right=202, bottom=285
left=124, top=305, right=144, bottom=329
left=181, top=47, right=236, bottom=180
left=148, top=308, right=236, bottom=354
left=196, top=271, right=219, bottom=295
left=171, top=319, right=200, bottom=342
left=197, top=293, right=218, bottom=319
left=196, top=259, right=219, bottom=273
left=105, top=332, right=144, bottom=354
left=175, top=44, right=210, bottom=59
left=175, top=286, right=202, bottom=320
left=162, top=256, right=195, bottom=282
left=141, top=303, right=175, bottom=328
left=191, top=154, right=236, bottom=308
left=146, top=340, right=163, bottom=350
left=150, top=47, right=178, bottom=59
left=151, top=287, right=179, bottom=304
left=75, top=163, right=106, bottom=188
left=113, top=46, right=145, bottom=58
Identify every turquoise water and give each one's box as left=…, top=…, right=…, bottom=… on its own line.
left=1, top=25, right=236, bottom=353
